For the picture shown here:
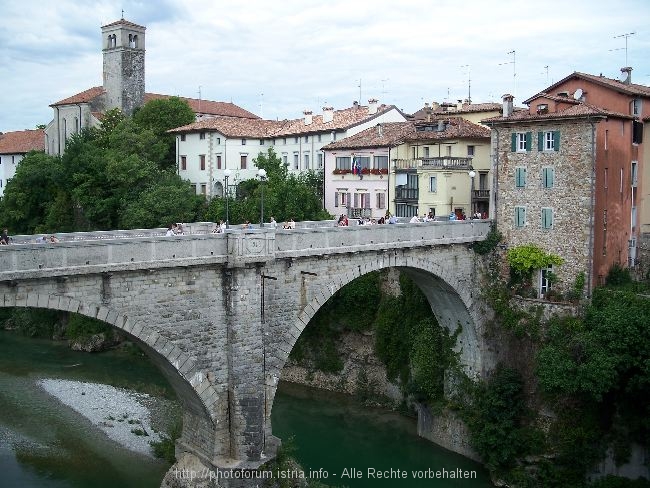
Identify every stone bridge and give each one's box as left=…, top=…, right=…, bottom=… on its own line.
left=0, top=220, right=492, bottom=474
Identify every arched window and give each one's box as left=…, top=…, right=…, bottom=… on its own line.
left=108, top=34, right=116, bottom=48
left=132, top=35, right=138, bottom=48
left=74, top=117, right=79, bottom=133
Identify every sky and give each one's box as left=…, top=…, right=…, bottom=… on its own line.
left=1, top=0, right=649, bottom=133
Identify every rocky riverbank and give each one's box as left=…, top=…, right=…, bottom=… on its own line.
left=37, top=378, right=164, bottom=456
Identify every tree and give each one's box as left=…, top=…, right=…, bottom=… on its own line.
left=133, top=97, right=195, bottom=171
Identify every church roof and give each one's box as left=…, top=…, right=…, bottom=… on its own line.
left=101, top=18, right=146, bottom=30
left=0, top=129, right=45, bottom=154
left=49, top=87, right=258, bottom=119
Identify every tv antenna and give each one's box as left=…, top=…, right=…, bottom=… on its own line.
left=198, top=85, right=202, bottom=113
left=356, top=79, right=362, bottom=104
left=380, top=78, right=389, bottom=99
left=259, top=93, right=264, bottom=118
left=542, top=65, right=549, bottom=84
left=611, top=32, right=635, bottom=66
left=498, top=50, right=516, bottom=97
left=460, top=64, right=471, bottom=103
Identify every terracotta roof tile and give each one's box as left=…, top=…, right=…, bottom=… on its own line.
left=144, top=93, right=259, bottom=119
left=524, top=71, right=650, bottom=104
left=322, top=122, right=415, bottom=150
left=169, top=103, right=404, bottom=138
left=412, top=102, right=502, bottom=120
left=483, top=102, right=629, bottom=124
left=51, top=86, right=105, bottom=106
left=0, top=129, right=45, bottom=154
left=405, top=117, right=491, bottom=141
left=101, top=19, right=146, bottom=30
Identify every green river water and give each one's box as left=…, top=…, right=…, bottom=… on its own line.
left=0, top=330, right=491, bottom=487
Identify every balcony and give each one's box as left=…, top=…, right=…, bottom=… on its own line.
left=394, top=157, right=473, bottom=171
left=395, top=187, right=419, bottom=200
left=473, top=189, right=490, bottom=200
left=348, top=207, right=373, bottom=218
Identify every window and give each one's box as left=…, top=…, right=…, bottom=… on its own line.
left=604, top=130, right=608, bottom=150
left=304, top=136, right=309, bottom=143
left=514, top=206, right=526, bottom=227
left=632, top=206, right=637, bottom=231
left=542, top=167, right=554, bottom=188
left=216, top=137, right=221, bottom=145
left=216, top=155, right=222, bottom=169
left=467, top=145, right=475, bottom=156
left=429, top=176, right=437, bottom=193
left=538, top=131, right=560, bottom=151
left=333, top=132, right=337, bottom=141
left=241, top=155, right=247, bottom=169
left=354, top=156, right=370, bottom=170
left=354, top=192, right=370, bottom=208
left=260, top=139, right=265, bottom=145
left=304, top=154, right=310, bottom=169
left=200, top=184, right=207, bottom=195
left=396, top=203, right=418, bottom=218
left=631, top=161, right=638, bottom=187
left=294, top=137, right=299, bottom=144
left=446, top=146, right=452, bottom=156
left=631, top=98, right=642, bottom=116
left=515, top=167, right=527, bottom=188
left=318, top=153, right=324, bottom=168
left=200, top=132, right=206, bottom=140
left=423, top=146, right=430, bottom=158
left=632, top=121, right=643, bottom=144
left=541, top=207, right=553, bottom=229
left=603, top=209, right=608, bottom=256
left=336, top=157, right=351, bottom=170
left=317, top=134, right=322, bottom=142
left=604, top=168, right=608, bottom=189
left=334, top=191, right=349, bottom=207
left=190, top=184, right=197, bottom=194
left=374, top=156, right=388, bottom=170
left=180, top=156, right=187, bottom=170
left=293, top=153, right=299, bottom=170
left=181, top=134, right=186, bottom=141
left=412, top=146, right=417, bottom=158
left=479, top=172, right=488, bottom=190
left=376, top=192, right=386, bottom=209
left=199, top=155, right=206, bottom=171
left=282, top=154, right=288, bottom=165
left=620, top=168, right=624, bottom=193
left=512, top=132, right=531, bottom=152
left=536, top=103, right=549, bottom=115
left=540, top=266, right=553, bottom=297
left=283, top=138, right=287, bottom=145
left=242, top=139, right=247, bottom=145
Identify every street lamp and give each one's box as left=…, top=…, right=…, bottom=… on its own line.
left=468, top=169, right=476, bottom=217
left=257, top=168, right=267, bottom=227
left=224, top=169, right=232, bottom=229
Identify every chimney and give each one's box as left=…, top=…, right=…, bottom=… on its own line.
left=424, top=102, right=430, bottom=109
left=457, top=99, right=463, bottom=110
left=368, top=98, right=378, bottom=114
left=377, top=124, right=383, bottom=136
left=322, top=106, right=334, bottom=123
left=430, top=101, right=440, bottom=111
left=353, top=101, right=359, bottom=109
left=303, top=110, right=313, bottom=125
left=437, top=120, right=446, bottom=132
left=620, top=66, right=633, bottom=84
left=502, top=94, right=514, bottom=117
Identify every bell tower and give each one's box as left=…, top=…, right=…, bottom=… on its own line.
left=101, top=18, right=146, bottom=115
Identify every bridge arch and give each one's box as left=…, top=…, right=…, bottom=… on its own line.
left=0, top=292, right=217, bottom=427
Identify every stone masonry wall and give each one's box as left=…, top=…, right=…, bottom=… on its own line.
left=495, top=121, right=594, bottom=292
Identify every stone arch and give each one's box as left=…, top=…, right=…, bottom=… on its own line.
left=269, top=247, right=486, bottom=397
left=0, top=292, right=219, bottom=425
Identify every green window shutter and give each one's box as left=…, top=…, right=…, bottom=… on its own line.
left=525, top=132, right=532, bottom=151
left=538, top=131, right=544, bottom=151
left=511, top=133, right=517, bottom=152
left=546, top=168, right=554, bottom=188
left=515, top=206, right=526, bottom=227
left=553, top=131, right=560, bottom=151
left=542, top=208, right=553, bottom=229
left=515, top=167, right=526, bottom=187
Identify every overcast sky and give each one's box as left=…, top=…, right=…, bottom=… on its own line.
left=1, top=0, right=649, bottom=132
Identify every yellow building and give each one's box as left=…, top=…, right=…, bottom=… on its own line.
left=390, top=118, right=491, bottom=219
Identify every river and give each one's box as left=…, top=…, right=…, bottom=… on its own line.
left=0, top=330, right=491, bottom=487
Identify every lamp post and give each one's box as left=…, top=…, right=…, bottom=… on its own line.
left=468, top=169, right=476, bottom=217
left=257, top=168, right=267, bottom=227
left=224, top=169, right=232, bottom=229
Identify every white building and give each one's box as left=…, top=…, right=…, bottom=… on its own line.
left=0, top=129, right=45, bottom=197
left=169, top=99, right=408, bottom=197
left=44, top=18, right=257, bottom=156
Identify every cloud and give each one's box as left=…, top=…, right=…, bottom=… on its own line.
left=1, top=0, right=649, bottom=132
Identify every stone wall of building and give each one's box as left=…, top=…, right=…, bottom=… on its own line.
left=495, top=121, right=594, bottom=292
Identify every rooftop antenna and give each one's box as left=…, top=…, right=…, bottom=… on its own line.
left=356, top=79, right=362, bottom=104
left=381, top=78, right=389, bottom=100
left=498, top=50, right=516, bottom=98
left=543, top=65, right=549, bottom=85
left=121, top=8, right=124, bottom=19
left=460, top=64, right=471, bottom=103
left=259, top=93, right=264, bottom=118
left=612, top=32, right=635, bottom=66
left=198, top=85, right=202, bottom=113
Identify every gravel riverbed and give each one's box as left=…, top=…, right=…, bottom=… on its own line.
left=38, top=378, right=163, bottom=456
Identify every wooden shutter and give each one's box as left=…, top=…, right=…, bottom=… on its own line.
left=553, top=131, right=560, bottom=151
left=525, top=132, right=532, bottom=151
left=511, top=133, right=517, bottom=152
left=542, top=208, right=553, bottom=229
left=538, top=132, right=544, bottom=151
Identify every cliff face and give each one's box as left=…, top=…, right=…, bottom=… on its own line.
left=280, top=329, right=402, bottom=406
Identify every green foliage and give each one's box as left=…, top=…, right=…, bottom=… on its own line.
left=605, top=264, right=633, bottom=288
left=471, top=224, right=502, bottom=255
left=6, top=308, right=61, bottom=338
left=65, top=314, right=111, bottom=339
left=464, top=367, right=539, bottom=472
left=133, top=97, right=195, bottom=171
left=507, top=244, right=564, bottom=287
left=589, top=476, right=650, bottom=488
left=150, top=419, right=181, bottom=464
